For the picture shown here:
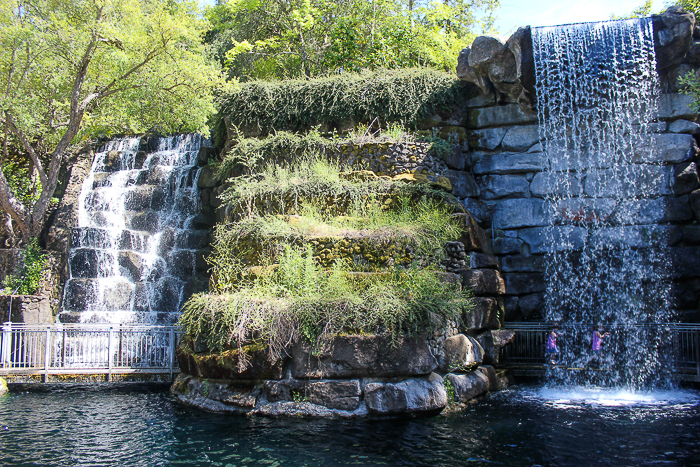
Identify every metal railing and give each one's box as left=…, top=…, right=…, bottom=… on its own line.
left=0, top=322, right=183, bottom=381
left=499, top=322, right=700, bottom=381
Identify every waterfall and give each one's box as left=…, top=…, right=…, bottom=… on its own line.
left=533, top=18, right=673, bottom=388
left=60, top=134, right=209, bottom=324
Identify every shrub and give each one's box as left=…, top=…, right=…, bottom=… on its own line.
left=180, top=244, right=471, bottom=369
left=2, top=239, right=48, bottom=295
left=215, top=68, right=470, bottom=142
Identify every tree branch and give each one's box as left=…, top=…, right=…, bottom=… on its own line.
left=4, top=112, right=48, bottom=188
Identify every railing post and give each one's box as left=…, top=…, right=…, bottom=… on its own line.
left=695, top=328, right=700, bottom=380
left=43, top=326, right=51, bottom=383
left=168, top=329, right=175, bottom=382
left=1, top=322, right=11, bottom=368
left=108, top=326, right=114, bottom=383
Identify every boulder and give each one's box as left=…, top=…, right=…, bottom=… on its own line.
left=100, top=278, right=134, bottom=311
left=306, top=380, right=361, bottom=411
left=492, top=329, right=516, bottom=348
left=477, top=174, right=530, bottom=200
left=653, top=6, right=695, bottom=70
left=126, top=210, right=159, bottom=233
left=291, top=335, right=437, bottom=379
left=675, top=162, right=700, bottom=194
left=500, top=255, right=546, bottom=273
left=690, top=189, right=700, bottom=219
left=445, top=170, right=479, bottom=198
left=467, top=128, right=508, bottom=150
left=447, top=370, right=489, bottom=402
left=505, top=26, right=536, bottom=106
left=530, top=172, right=582, bottom=198
left=101, top=150, right=122, bottom=172
left=584, top=166, right=674, bottom=197
left=669, top=119, right=700, bottom=134
left=364, top=373, right=447, bottom=416
left=632, top=133, right=697, bottom=164
left=683, top=225, right=700, bottom=244
left=472, top=151, right=543, bottom=175
left=459, top=269, right=505, bottom=296
left=657, top=92, right=698, bottom=121
left=670, top=247, right=700, bottom=277
left=475, top=332, right=498, bottom=365
left=457, top=27, right=535, bottom=107
left=457, top=46, right=495, bottom=97
left=439, top=334, right=484, bottom=372
left=492, top=237, right=523, bottom=255
left=492, top=198, right=549, bottom=229
left=176, top=339, right=286, bottom=380
left=62, top=279, right=96, bottom=312
left=69, top=249, right=100, bottom=279
left=687, top=37, right=700, bottom=62
left=118, top=251, right=144, bottom=282
left=463, top=297, right=502, bottom=332
left=454, top=212, right=493, bottom=253
left=197, top=165, right=220, bottom=189
left=589, top=225, right=682, bottom=249
left=503, top=273, right=545, bottom=295
left=469, top=253, right=499, bottom=269
left=466, top=104, right=538, bottom=129
left=613, top=196, right=693, bottom=224
left=444, top=144, right=467, bottom=170
left=517, top=293, right=544, bottom=319
left=197, top=147, right=218, bottom=166
left=460, top=199, right=491, bottom=226
left=501, top=125, right=540, bottom=152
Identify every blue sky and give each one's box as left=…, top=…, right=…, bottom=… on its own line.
left=494, top=0, right=666, bottom=34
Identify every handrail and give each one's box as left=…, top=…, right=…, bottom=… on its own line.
left=0, top=322, right=184, bottom=381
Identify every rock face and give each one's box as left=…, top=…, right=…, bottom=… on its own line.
left=364, top=373, right=447, bottom=416
left=450, top=6, right=700, bottom=321
left=457, top=28, right=535, bottom=107
left=172, top=333, right=506, bottom=418
left=291, top=335, right=438, bottom=379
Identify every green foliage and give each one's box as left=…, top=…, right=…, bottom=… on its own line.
left=2, top=239, right=48, bottom=295
left=212, top=196, right=462, bottom=274
left=180, top=244, right=471, bottom=366
left=1, top=162, right=41, bottom=208
left=0, top=0, right=228, bottom=242
left=215, top=68, right=469, bottom=140
left=443, top=376, right=455, bottom=402
left=205, top=0, right=500, bottom=81
left=218, top=154, right=459, bottom=219
left=674, top=0, right=700, bottom=17
left=217, top=128, right=452, bottom=178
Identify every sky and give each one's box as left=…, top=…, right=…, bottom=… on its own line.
left=494, top=0, right=667, bottom=35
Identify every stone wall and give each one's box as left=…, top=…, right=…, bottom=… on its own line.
left=452, top=7, right=700, bottom=322
left=0, top=295, right=52, bottom=324
left=172, top=329, right=513, bottom=418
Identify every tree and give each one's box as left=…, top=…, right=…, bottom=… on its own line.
left=0, top=0, right=226, bottom=245
left=205, top=0, right=500, bottom=81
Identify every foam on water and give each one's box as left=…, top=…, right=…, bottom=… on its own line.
left=531, top=386, right=700, bottom=407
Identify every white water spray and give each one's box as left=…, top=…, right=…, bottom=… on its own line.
left=61, top=134, right=209, bottom=324
left=533, top=18, right=673, bottom=388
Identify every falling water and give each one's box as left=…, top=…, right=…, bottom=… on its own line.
left=60, top=134, right=209, bottom=324
left=533, top=18, right=674, bottom=388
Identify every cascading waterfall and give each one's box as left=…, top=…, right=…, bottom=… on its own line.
left=533, top=18, right=674, bottom=388
left=60, top=134, right=209, bottom=324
